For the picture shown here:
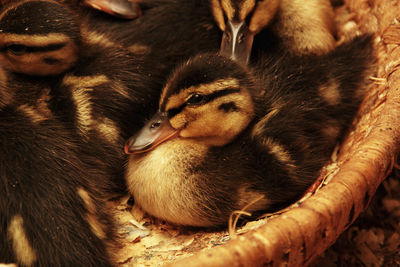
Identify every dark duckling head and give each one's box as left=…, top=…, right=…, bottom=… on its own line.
left=0, top=0, right=81, bottom=75
left=125, top=53, right=257, bottom=154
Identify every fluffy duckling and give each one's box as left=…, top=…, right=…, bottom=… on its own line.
left=72, top=0, right=221, bottom=70
left=0, top=0, right=81, bottom=76
left=79, top=0, right=335, bottom=65
left=0, top=69, right=117, bottom=266
left=0, top=0, right=165, bottom=193
left=211, top=0, right=336, bottom=63
left=0, top=1, right=164, bottom=265
left=125, top=36, right=374, bottom=227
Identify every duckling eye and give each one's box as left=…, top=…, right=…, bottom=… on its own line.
left=186, top=94, right=206, bottom=106
left=150, top=121, right=161, bottom=129
left=7, top=44, right=28, bottom=55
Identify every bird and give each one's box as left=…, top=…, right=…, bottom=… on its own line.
left=124, top=35, right=374, bottom=227
left=0, top=0, right=164, bottom=265
left=73, top=0, right=222, bottom=71
left=78, top=0, right=336, bottom=64
left=0, top=0, right=235, bottom=262
left=0, top=0, right=165, bottom=193
left=211, top=0, right=337, bottom=63
left=0, top=68, right=118, bottom=266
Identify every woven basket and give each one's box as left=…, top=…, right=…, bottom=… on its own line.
left=156, top=1, right=400, bottom=266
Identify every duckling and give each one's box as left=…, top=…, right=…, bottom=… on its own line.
left=65, top=0, right=226, bottom=74
left=0, top=1, right=164, bottom=265
left=80, top=0, right=336, bottom=64
left=0, top=0, right=221, bottom=96
left=125, top=35, right=374, bottom=227
left=0, top=0, right=166, bottom=193
left=0, top=69, right=117, bottom=266
left=212, top=0, right=336, bottom=63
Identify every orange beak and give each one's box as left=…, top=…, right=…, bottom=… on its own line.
left=124, top=112, right=179, bottom=154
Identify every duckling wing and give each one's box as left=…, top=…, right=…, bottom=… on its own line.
left=249, top=35, right=375, bottom=205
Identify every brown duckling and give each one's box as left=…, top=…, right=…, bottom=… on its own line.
left=125, top=35, right=374, bottom=227
left=212, top=0, right=336, bottom=63
left=0, top=68, right=117, bottom=266
left=79, top=0, right=335, bottom=65
left=0, top=0, right=165, bottom=265
left=0, top=0, right=165, bottom=193
left=75, top=0, right=222, bottom=70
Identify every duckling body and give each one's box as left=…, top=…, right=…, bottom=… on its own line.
left=77, top=0, right=222, bottom=70
left=0, top=0, right=165, bottom=193
left=82, top=0, right=336, bottom=65
left=0, top=70, right=117, bottom=266
left=0, top=0, right=167, bottom=265
left=125, top=36, right=374, bottom=227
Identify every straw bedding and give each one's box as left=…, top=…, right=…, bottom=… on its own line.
left=113, top=0, right=400, bottom=266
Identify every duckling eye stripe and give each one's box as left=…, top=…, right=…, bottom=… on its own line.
left=167, top=88, right=240, bottom=118
left=205, top=88, right=240, bottom=103
left=167, top=105, right=185, bottom=118
left=0, top=33, right=70, bottom=48
left=2, top=42, right=67, bottom=53
left=162, top=78, right=240, bottom=111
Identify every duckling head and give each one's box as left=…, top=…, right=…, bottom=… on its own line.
left=211, top=0, right=280, bottom=64
left=125, top=53, right=255, bottom=154
left=0, top=0, right=81, bottom=76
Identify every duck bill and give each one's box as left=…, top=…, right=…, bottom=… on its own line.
left=220, top=21, right=254, bottom=65
left=84, top=0, right=142, bottom=19
left=124, top=112, right=179, bottom=155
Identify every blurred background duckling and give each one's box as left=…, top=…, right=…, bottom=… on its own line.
left=0, top=1, right=166, bottom=265
left=212, top=0, right=336, bottom=63
left=0, top=67, right=118, bottom=266
left=78, top=0, right=336, bottom=64
left=125, top=35, right=374, bottom=227
left=0, top=0, right=167, bottom=194
left=72, top=0, right=222, bottom=71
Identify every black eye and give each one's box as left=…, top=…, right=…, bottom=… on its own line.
left=7, top=44, right=28, bottom=55
left=187, top=94, right=206, bottom=105
left=150, top=121, right=161, bottom=129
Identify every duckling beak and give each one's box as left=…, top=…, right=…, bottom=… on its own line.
left=84, top=0, right=142, bottom=19
left=220, top=21, right=254, bottom=65
left=124, top=112, right=179, bottom=154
